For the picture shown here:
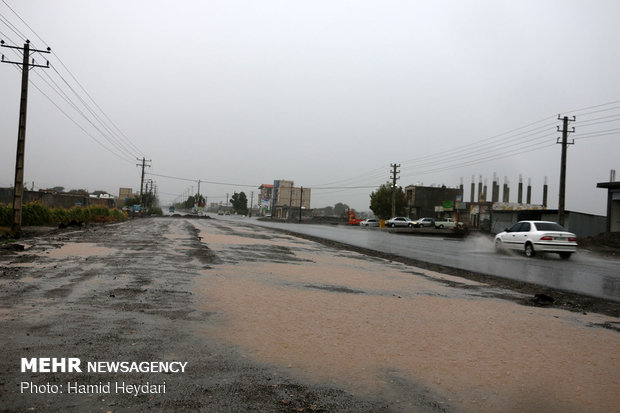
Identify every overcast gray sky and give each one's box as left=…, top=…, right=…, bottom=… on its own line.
left=1, top=0, right=619, bottom=215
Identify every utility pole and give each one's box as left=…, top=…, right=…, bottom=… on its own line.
left=1, top=40, right=50, bottom=233
left=299, top=186, right=303, bottom=223
left=195, top=180, right=202, bottom=210
left=557, top=115, right=575, bottom=226
left=390, top=163, right=400, bottom=218
left=249, top=191, right=254, bottom=218
left=136, top=157, right=151, bottom=211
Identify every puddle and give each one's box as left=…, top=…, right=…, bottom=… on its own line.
left=40, top=242, right=115, bottom=259
left=194, top=236, right=620, bottom=413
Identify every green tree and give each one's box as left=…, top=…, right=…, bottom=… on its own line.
left=333, top=202, right=349, bottom=217
left=369, top=184, right=407, bottom=219
left=183, top=194, right=204, bottom=209
left=230, top=192, right=248, bottom=215
left=125, top=197, right=141, bottom=207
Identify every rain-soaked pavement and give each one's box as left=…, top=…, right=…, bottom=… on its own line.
left=1, top=217, right=619, bottom=412
left=248, top=218, right=620, bottom=302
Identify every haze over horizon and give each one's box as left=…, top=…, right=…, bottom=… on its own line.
left=1, top=1, right=619, bottom=215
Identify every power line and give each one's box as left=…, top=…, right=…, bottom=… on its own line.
left=1, top=3, right=147, bottom=160
left=147, top=172, right=258, bottom=188
left=1, top=0, right=47, bottom=47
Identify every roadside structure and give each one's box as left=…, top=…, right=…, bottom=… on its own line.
left=271, top=180, right=311, bottom=219
left=596, top=176, right=620, bottom=233
left=405, top=184, right=463, bottom=219
left=257, top=184, right=273, bottom=216
left=0, top=187, right=116, bottom=209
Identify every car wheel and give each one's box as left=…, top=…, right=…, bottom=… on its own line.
left=408, top=223, right=413, bottom=227
left=524, top=242, right=535, bottom=257
left=438, top=224, right=444, bottom=229
left=390, top=223, right=395, bottom=228
left=559, top=252, right=572, bottom=260
left=494, top=239, right=503, bottom=252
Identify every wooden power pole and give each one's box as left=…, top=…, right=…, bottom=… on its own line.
left=1, top=40, right=50, bottom=233
left=557, top=115, right=575, bottom=226
left=390, top=163, right=400, bottom=218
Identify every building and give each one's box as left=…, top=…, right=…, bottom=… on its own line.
left=405, top=185, right=463, bottom=218
left=597, top=179, right=620, bottom=233
left=118, top=188, right=134, bottom=208
left=271, top=180, right=311, bottom=219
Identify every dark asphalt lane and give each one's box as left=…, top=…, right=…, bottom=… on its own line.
left=236, top=217, right=620, bottom=302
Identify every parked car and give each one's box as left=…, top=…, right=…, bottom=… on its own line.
left=494, top=220, right=577, bottom=259
left=360, top=218, right=380, bottom=227
left=412, top=217, right=435, bottom=228
left=434, top=217, right=463, bottom=229
left=386, top=217, right=414, bottom=228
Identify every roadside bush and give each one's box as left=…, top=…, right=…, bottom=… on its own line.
left=146, top=207, right=163, bottom=216
left=111, top=209, right=127, bottom=221
left=88, top=205, right=110, bottom=218
left=51, top=207, right=69, bottom=224
left=22, top=202, right=52, bottom=226
left=0, top=204, right=11, bottom=226
left=0, top=203, right=127, bottom=226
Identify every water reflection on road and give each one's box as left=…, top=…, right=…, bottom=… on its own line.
left=243, top=218, right=620, bottom=302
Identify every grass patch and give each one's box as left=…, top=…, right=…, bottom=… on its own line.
left=0, top=202, right=127, bottom=227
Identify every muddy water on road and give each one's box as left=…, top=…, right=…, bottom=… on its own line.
left=193, top=219, right=620, bottom=413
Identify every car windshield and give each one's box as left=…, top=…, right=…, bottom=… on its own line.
left=534, top=222, right=566, bottom=231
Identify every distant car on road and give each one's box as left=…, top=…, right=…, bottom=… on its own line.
left=360, top=218, right=379, bottom=227
left=434, top=218, right=463, bottom=229
left=386, top=217, right=414, bottom=228
left=412, top=217, right=435, bottom=228
left=494, top=220, right=577, bottom=259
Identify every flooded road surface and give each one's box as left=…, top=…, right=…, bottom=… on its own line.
left=248, top=218, right=620, bottom=302
left=1, top=217, right=619, bottom=413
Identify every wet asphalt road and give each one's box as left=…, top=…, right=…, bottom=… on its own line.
left=243, top=217, right=620, bottom=302
left=2, top=217, right=619, bottom=413
left=0, top=218, right=394, bottom=412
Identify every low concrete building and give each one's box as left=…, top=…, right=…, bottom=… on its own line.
left=405, top=185, right=463, bottom=218
left=596, top=180, right=620, bottom=233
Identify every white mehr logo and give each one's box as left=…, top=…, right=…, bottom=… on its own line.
left=21, top=358, right=82, bottom=373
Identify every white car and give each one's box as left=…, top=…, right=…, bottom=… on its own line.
left=494, top=220, right=577, bottom=259
left=360, top=218, right=379, bottom=227
left=412, top=217, right=435, bottom=228
left=386, top=217, right=414, bottom=228
left=434, top=218, right=463, bottom=229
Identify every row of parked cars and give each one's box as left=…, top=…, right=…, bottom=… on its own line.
left=362, top=217, right=463, bottom=229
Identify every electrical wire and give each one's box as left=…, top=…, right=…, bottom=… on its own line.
left=1, top=2, right=147, bottom=161
left=147, top=172, right=258, bottom=188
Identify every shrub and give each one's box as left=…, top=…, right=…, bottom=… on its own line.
left=0, top=204, right=11, bottom=226
left=22, top=202, right=52, bottom=226
left=0, top=203, right=127, bottom=226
